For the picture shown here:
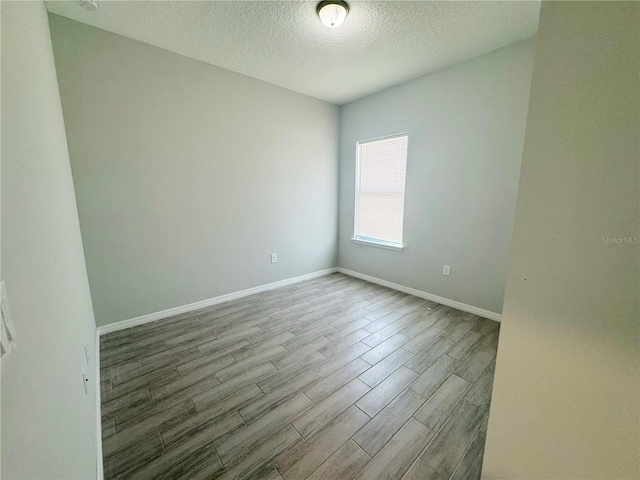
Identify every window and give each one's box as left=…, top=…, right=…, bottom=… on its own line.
left=353, top=133, right=408, bottom=251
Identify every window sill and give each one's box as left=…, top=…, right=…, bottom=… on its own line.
left=350, top=238, right=404, bottom=252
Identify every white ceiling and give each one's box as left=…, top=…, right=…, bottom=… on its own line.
left=46, top=1, right=540, bottom=105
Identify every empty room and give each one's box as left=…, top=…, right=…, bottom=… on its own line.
left=2, top=1, right=638, bottom=479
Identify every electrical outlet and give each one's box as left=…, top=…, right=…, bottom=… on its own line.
left=84, top=342, right=90, bottom=365
left=82, top=368, right=89, bottom=395
left=271, top=253, right=277, bottom=263
left=443, top=265, right=451, bottom=276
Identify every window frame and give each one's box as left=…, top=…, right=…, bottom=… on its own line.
left=352, top=132, right=408, bottom=252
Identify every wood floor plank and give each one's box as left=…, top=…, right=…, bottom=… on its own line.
left=292, top=379, right=370, bottom=439
left=318, top=329, right=371, bottom=357
left=450, top=415, right=489, bottom=480
left=414, top=374, right=471, bottom=431
left=410, top=354, right=460, bottom=400
left=112, top=359, right=180, bottom=387
left=400, top=456, right=442, bottom=480
left=313, top=342, right=371, bottom=378
left=103, top=400, right=195, bottom=456
left=359, top=347, right=414, bottom=388
left=232, top=332, right=295, bottom=361
left=101, top=387, right=150, bottom=419
left=364, top=311, right=409, bottom=334
left=262, top=468, right=284, bottom=480
left=162, top=385, right=262, bottom=447
left=276, top=405, right=370, bottom=480
left=217, top=426, right=303, bottom=480
left=164, top=325, right=219, bottom=347
left=306, top=440, right=371, bottom=480
left=100, top=343, right=163, bottom=368
left=287, top=319, right=335, bottom=337
left=355, top=366, right=418, bottom=417
left=102, top=419, right=116, bottom=439
left=246, top=324, right=297, bottom=344
left=138, top=344, right=205, bottom=367
left=325, top=318, right=373, bottom=342
left=102, top=366, right=180, bottom=403
left=360, top=332, right=388, bottom=348
left=130, top=418, right=232, bottom=480
left=268, top=305, right=313, bottom=322
left=479, top=330, right=499, bottom=350
left=418, top=400, right=486, bottom=478
left=176, top=341, right=250, bottom=371
left=329, top=308, right=372, bottom=328
left=364, top=303, right=399, bottom=321
left=366, top=293, right=405, bottom=313
left=103, top=433, right=164, bottom=480
left=197, top=327, right=263, bottom=354
left=101, top=334, right=133, bottom=350
left=471, top=318, right=500, bottom=336
left=360, top=333, right=409, bottom=365
left=281, top=331, right=333, bottom=354
left=175, top=352, right=236, bottom=375
left=217, top=392, right=314, bottom=466
left=402, top=327, right=445, bottom=354
left=465, top=358, right=496, bottom=409
left=114, top=377, right=221, bottom=431
left=398, top=317, right=436, bottom=339
left=272, top=342, right=329, bottom=369
left=192, top=363, right=276, bottom=410
left=404, top=337, right=452, bottom=374
left=109, top=358, right=141, bottom=377
left=354, top=418, right=434, bottom=480
left=353, top=388, right=427, bottom=456
left=446, top=331, right=483, bottom=360
left=454, top=346, right=496, bottom=383
left=239, top=369, right=320, bottom=424
left=148, top=361, right=225, bottom=400
left=374, top=311, right=422, bottom=340
left=304, top=358, right=371, bottom=404
left=257, top=351, right=327, bottom=394
left=439, top=321, right=475, bottom=344
left=215, top=345, right=288, bottom=383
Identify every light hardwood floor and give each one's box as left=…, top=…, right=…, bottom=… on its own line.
left=100, top=273, right=499, bottom=480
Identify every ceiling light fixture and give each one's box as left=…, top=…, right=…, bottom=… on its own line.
left=317, top=1, right=349, bottom=28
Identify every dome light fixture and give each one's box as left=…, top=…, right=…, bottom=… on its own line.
left=317, top=1, right=349, bottom=28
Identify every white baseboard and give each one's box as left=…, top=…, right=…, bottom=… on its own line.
left=337, top=267, right=502, bottom=322
left=95, top=328, right=104, bottom=480
left=97, top=268, right=338, bottom=336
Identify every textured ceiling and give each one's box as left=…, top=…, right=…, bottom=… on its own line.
left=46, top=1, right=540, bottom=104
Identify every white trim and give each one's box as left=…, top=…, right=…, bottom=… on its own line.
left=95, top=328, right=104, bottom=480
left=351, top=237, right=404, bottom=252
left=97, top=268, right=338, bottom=335
left=337, top=267, right=502, bottom=322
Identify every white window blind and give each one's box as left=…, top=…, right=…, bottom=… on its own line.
left=354, top=134, right=408, bottom=246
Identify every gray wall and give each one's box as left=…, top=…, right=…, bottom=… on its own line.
left=1, top=2, right=98, bottom=478
left=482, top=2, right=639, bottom=478
left=338, top=40, right=536, bottom=315
left=49, top=15, right=339, bottom=327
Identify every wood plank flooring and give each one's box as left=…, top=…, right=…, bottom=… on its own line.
left=100, top=273, right=499, bottom=480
